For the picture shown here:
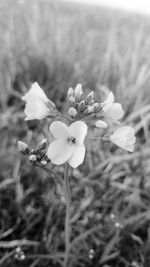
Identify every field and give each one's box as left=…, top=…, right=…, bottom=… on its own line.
left=1, top=0, right=150, bottom=266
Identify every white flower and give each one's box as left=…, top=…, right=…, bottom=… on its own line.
left=102, top=92, right=124, bottom=120
left=95, top=120, right=108, bottom=129
left=110, top=126, right=136, bottom=152
left=22, top=82, right=55, bottom=120
left=47, top=121, right=87, bottom=168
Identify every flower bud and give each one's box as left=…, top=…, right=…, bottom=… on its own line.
left=15, top=247, right=26, bottom=261
left=87, top=105, right=94, bottom=113
left=77, top=100, right=86, bottom=112
left=69, top=96, right=76, bottom=105
left=115, top=222, right=123, bottom=229
left=18, top=141, right=29, bottom=155
left=29, top=154, right=37, bottom=162
left=37, top=139, right=47, bottom=150
left=95, top=120, right=108, bottom=129
left=67, top=87, right=74, bottom=99
left=86, top=91, right=94, bottom=102
left=68, top=107, right=77, bottom=117
left=40, top=160, right=47, bottom=166
left=93, top=103, right=99, bottom=109
left=74, top=84, right=83, bottom=99
left=69, top=96, right=76, bottom=108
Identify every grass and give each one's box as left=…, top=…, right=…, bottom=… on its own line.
left=1, top=0, right=150, bottom=266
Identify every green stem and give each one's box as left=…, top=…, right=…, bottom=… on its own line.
left=64, top=163, right=71, bottom=267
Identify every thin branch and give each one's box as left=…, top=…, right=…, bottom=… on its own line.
left=0, top=240, right=39, bottom=248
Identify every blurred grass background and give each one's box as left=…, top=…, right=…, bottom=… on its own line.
left=1, top=0, right=150, bottom=266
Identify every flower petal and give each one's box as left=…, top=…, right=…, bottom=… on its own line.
left=47, top=139, right=73, bottom=165
left=110, top=126, right=136, bottom=152
left=35, top=101, right=51, bottom=118
left=124, top=144, right=134, bottom=152
left=102, top=92, right=114, bottom=112
left=111, top=126, right=135, bottom=138
left=50, top=121, right=70, bottom=139
left=22, top=82, right=49, bottom=103
left=24, top=100, right=50, bottom=120
left=68, top=144, right=85, bottom=168
left=105, top=103, right=124, bottom=120
left=69, top=121, right=87, bottom=143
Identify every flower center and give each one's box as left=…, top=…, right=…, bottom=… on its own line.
left=67, top=136, right=76, bottom=144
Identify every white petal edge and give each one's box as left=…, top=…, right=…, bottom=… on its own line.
left=47, top=139, right=73, bottom=165
left=124, top=144, right=135, bottom=152
left=111, top=126, right=135, bottom=138
left=50, top=121, right=70, bottom=139
left=105, top=103, right=124, bottom=120
left=22, top=82, right=49, bottom=103
left=68, top=144, right=85, bottom=168
left=102, top=92, right=114, bottom=112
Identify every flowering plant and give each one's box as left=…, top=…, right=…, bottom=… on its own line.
left=18, top=82, right=136, bottom=266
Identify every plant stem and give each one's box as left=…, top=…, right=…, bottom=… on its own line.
left=64, top=163, right=71, bottom=267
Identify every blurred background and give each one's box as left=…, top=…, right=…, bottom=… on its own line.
left=1, top=0, right=150, bottom=266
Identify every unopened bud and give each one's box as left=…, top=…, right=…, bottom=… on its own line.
left=16, top=247, right=21, bottom=254
left=93, top=103, right=99, bottom=110
left=37, top=139, right=47, bottom=150
left=115, top=222, right=123, bottom=229
left=110, top=213, right=116, bottom=220
left=67, top=87, right=74, bottom=99
left=74, top=84, right=83, bottom=99
left=78, top=100, right=86, bottom=112
left=86, top=91, right=94, bottom=101
left=20, top=254, right=25, bottom=260
left=18, top=141, right=29, bottom=155
left=15, top=247, right=25, bottom=261
left=40, top=160, right=47, bottom=166
left=68, top=107, right=77, bottom=117
left=29, top=154, right=37, bottom=162
left=88, top=249, right=95, bottom=260
left=95, top=120, right=108, bottom=129
left=69, top=96, right=76, bottom=105
left=87, top=105, right=94, bottom=113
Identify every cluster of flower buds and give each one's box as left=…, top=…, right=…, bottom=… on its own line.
left=18, top=139, right=50, bottom=167
left=14, top=247, right=25, bottom=261
left=110, top=213, right=123, bottom=229
left=88, top=248, right=95, bottom=260
left=67, top=84, right=102, bottom=119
